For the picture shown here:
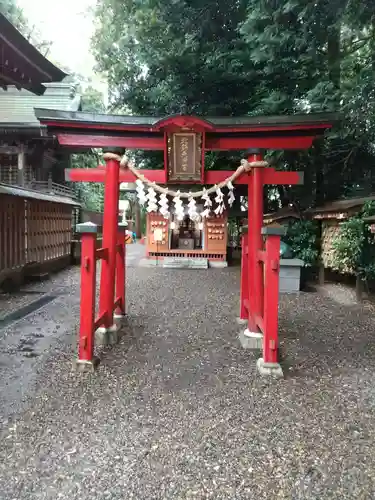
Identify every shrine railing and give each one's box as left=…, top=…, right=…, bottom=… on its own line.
left=26, top=179, right=76, bottom=199
left=75, top=222, right=126, bottom=366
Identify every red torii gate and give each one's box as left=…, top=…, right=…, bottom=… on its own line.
left=35, top=109, right=335, bottom=376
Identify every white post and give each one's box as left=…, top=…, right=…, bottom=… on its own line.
left=17, top=145, right=25, bottom=186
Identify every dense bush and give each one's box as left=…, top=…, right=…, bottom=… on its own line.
left=332, top=201, right=375, bottom=281
left=284, top=220, right=319, bottom=267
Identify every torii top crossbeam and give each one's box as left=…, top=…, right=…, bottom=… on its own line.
left=35, top=109, right=336, bottom=187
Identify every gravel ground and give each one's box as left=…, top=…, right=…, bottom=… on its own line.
left=1, top=248, right=375, bottom=499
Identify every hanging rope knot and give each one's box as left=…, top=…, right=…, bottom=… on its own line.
left=241, top=159, right=268, bottom=171
left=241, top=159, right=252, bottom=172
left=103, top=152, right=122, bottom=163
left=120, top=155, right=129, bottom=167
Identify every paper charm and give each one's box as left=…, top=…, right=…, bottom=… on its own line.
left=227, top=181, right=235, bottom=207
left=135, top=179, right=147, bottom=205
left=146, top=186, right=158, bottom=212
left=187, top=193, right=199, bottom=221
left=202, top=188, right=212, bottom=208
left=158, top=193, right=170, bottom=219
left=215, top=187, right=225, bottom=215
left=214, top=204, right=224, bottom=215
left=215, top=187, right=224, bottom=204
left=173, top=191, right=184, bottom=221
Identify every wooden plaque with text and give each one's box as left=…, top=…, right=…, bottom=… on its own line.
left=167, top=132, right=202, bottom=182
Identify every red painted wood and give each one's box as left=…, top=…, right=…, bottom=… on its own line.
left=201, top=131, right=206, bottom=184
left=66, top=167, right=302, bottom=186
left=94, top=311, right=106, bottom=331
left=251, top=155, right=265, bottom=326
left=96, top=247, right=109, bottom=261
left=213, top=123, right=332, bottom=133
left=65, top=168, right=166, bottom=184
left=115, top=227, right=126, bottom=316
left=58, top=133, right=164, bottom=150
left=78, top=232, right=96, bottom=362
left=247, top=173, right=257, bottom=332
left=263, top=234, right=282, bottom=364
left=99, top=158, right=120, bottom=328
left=57, top=132, right=315, bottom=151
left=205, top=169, right=302, bottom=185
left=205, top=135, right=314, bottom=150
left=240, top=233, right=249, bottom=320
left=258, top=250, right=266, bottom=262
left=153, top=115, right=215, bottom=131
left=255, top=314, right=264, bottom=333
left=163, top=132, right=168, bottom=183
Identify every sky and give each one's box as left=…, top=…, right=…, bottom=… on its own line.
left=17, top=0, right=107, bottom=93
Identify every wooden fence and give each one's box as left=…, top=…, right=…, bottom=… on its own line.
left=0, top=194, right=74, bottom=283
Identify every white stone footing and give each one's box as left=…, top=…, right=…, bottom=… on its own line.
left=239, top=329, right=263, bottom=350
left=256, top=358, right=283, bottom=378
left=209, top=260, right=228, bottom=268
left=95, top=324, right=119, bottom=346
left=73, top=357, right=100, bottom=372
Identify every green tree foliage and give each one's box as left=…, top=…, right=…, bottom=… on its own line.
left=284, top=220, right=319, bottom=267
left=91, top=0, right=375, bottom=209
left=71, top=86, right=106, bottom=211
left=332, top=202, right=375, bottom=280
left=93, top=0, right=254, bottom=116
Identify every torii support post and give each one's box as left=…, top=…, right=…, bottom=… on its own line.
left=96, top=153, right=121, bottom=344
left=256, top=226, right=284, bottom=377
left=74, top=222, right=100, bottom=372
left=239, top=149, right=265, bottom=349
left=114, top=223, right=127, bottom=322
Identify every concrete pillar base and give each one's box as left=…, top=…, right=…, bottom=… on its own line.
left=73, top=357, right=100, bottom=373
left=95, top=324, right=119, bottom=346
left=256, top=358, right=283, bottom=378
left=239, top=329, right=263, bottom=350
left=114, top=313, right=126, bottom=324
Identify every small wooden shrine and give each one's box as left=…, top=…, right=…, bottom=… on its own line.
left=146, top=211, right=228, bottom=265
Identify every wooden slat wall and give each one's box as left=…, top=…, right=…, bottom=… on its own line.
left=0, top=194, right=26, bottom=272
left=0, top=193, right=74, bottom=274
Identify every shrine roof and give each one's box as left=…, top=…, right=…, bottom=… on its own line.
left=0, top=14, right=66, bottom=95
left=34, top=108, right=338, bottom=133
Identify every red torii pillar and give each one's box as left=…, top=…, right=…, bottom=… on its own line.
left=239, top=148, right=284, bottom=377
left=94, top=152, right=123, bottom=345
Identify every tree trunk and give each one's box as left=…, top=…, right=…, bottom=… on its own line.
left=327, top=23, right=341, bottom=90
left=314, top=142, right=325, bottom=206
left=277, top=186, right=289, bottom=207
